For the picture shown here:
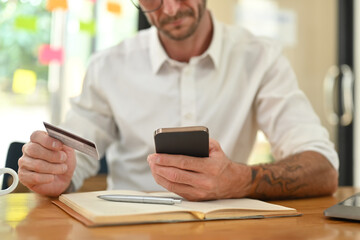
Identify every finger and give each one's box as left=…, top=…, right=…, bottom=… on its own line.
left=62, top=145, right=77, bottom=169
left=147, top=153, right=206, bottom=172
left=19, top=155, right=68, bottom=175
left=150, top=163, right=215, bottom=192
left=22, top=142, right=67, bottom=164
left=18, top=168, right=54, bottom=187
left=30, top=130, right=63, bottom=151
left=154, top=174, right=209, bottom=201
left=152, top=164, right=201, bottom=185
left=209, top=138, right=221, bottom=153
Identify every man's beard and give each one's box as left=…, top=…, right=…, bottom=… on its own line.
left=155, top=1, right=206, bottom=41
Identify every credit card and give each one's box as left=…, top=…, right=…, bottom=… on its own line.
left=43, top=122, right=99, bottom=160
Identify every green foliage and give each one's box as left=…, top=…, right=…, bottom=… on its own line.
left=0, top=1, right=51, bottom=92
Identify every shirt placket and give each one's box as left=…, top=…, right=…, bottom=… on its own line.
left=180, top=65, right=197, bottom=126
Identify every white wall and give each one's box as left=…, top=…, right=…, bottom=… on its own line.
left=208, top=0, right=237, bottom=24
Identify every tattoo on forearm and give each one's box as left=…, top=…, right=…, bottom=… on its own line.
left=251, top=165, right=307, bottom=199
left=249, top=151, right=336, bottom=199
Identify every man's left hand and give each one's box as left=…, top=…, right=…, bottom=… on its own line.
left=147, top=138, right=252, bottom=201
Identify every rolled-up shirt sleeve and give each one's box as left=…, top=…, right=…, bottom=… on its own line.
left=255, top=45, right=339, bottom=170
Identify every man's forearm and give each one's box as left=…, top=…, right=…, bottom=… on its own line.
left=248, top=151, right=338, bottom=200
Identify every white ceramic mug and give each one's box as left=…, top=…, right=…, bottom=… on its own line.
left=0, top=168, right=19, bottom=196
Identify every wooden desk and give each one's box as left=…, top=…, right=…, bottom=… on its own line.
left=1, top=187, right=359, bottom=240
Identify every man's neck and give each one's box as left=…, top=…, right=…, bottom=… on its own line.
left=158, top=11, right=213, bottom=63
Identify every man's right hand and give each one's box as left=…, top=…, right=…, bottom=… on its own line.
left=18, top=130, right=76, bottom=197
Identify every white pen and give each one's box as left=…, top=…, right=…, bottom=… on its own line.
left=97, top=194, right=182, bottom=205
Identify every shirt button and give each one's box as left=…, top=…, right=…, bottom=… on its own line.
left=184, top=68, right=192, bottom=75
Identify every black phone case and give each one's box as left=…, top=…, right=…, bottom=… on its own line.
left=154, top=130, right=209, bottom=157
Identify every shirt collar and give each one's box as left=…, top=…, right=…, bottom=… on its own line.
left=149, top=13, right=223, bottom=74
left=149, top=26, right=169, bottom=74
left=205, top=16, right=222, bottom=70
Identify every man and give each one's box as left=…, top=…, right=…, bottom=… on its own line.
left=18, top=0, right=338, bottom=200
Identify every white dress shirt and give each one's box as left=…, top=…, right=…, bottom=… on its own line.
left=61, top=17, right=339, bottom=192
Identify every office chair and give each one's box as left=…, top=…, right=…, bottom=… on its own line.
left=1, top=141, right=108, bottom=190
left=2, top=142, right=24, bottom=190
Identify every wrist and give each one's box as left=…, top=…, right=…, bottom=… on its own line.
left=63, top=181, right=75, bottom=194
left=248, top=166, right=261, bottom=198
left=230, top=162, right=253, bottom=199
left=244, top=165, right=256, bottom=197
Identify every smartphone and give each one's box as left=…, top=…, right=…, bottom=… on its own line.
left=154, top=126, right=209, bottom=157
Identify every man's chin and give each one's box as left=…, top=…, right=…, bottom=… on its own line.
left=163, top=33, right=191, bottom=41
left=160, top=27, right=197, bottom=41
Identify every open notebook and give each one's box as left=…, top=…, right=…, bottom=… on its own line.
left=53, top=190, right=301, bottom=227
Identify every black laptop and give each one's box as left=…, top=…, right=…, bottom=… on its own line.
left=324, top=192, right=360, bottom=221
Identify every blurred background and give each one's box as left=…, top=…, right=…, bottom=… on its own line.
left=0, top=0, right=359, bottom=187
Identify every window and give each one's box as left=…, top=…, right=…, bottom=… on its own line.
left=0, top=0, right=137, bottom=173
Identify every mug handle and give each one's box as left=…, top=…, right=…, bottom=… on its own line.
left=0, top=168, right=19, bottom=196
